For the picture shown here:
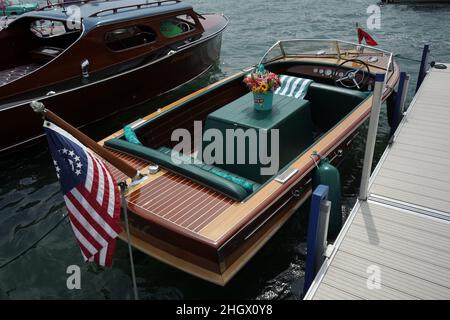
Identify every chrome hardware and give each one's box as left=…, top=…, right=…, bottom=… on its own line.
left=46, top=91, right=56, bottom=96
left=242, top=66, right=255, bottom=73
left=81, top=59, right=90, bottom=78
left=275, top=168, right=299, bottom=184
left=129, top=118, right=146, bottom=129
left=30, top=101, right=46, bottom=113
left=292, top=188, right=302, bottom=198
left=336, top=149, right=343, bottom=157
left=148, top=165, right=159, bottom=174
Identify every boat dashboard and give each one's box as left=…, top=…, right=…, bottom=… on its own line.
left=285, top=63, right=376, bottom=89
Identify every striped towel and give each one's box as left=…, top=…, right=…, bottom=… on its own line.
left=275, top=75, right=313, bottom=99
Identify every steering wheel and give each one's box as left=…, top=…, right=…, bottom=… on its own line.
left=176, top=21, right=191, bottom=32
left=334, top=59, right=370, bottom=89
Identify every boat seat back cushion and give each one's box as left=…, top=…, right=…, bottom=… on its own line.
left=158, top=147, right=260, bottom=194
left=305, top=82, right=370, bottom=131
left=104, top=138, right=253, bottom=201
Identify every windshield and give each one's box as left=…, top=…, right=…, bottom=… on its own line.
left=260, top=39, right=393, bottom=72
left=30, top=19, right=67, bottom=38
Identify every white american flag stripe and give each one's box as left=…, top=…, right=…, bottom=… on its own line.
left=93, top=156, right=105, bottom=206
left=70, top=188, right=118, bottom=239
left=70, top=221, right=97, bottom=256
left=97, top=158, right=117, bottom=217
left=97, top=246, right=107, bottom=266
left=64, top=195, right=109, bottom=248
left=85, top=151, right=94, bottom=192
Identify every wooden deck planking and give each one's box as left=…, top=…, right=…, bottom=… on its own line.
left=99, top=149, right=234, bottom=238
left=103, top=150, right=149, bottom=182
left=306, top=64, right=450, bottom=299
left=128, top=173, right=233, bottom=235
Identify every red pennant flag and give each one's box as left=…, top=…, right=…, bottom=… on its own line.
left=357, top=27, right=378, bottom=46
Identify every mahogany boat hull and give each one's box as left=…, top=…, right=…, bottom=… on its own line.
left=0, top=30, right=224, bottom=153
left=120, top=127, right=361, bottom=285
left=98, top=42, right=400, bottom=285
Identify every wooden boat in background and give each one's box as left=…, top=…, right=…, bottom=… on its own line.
left=98, top=39, right=400, bottom=285
left=0, top=0, right=228, bottom=152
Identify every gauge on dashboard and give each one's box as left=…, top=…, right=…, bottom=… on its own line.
left=325, top=69, right=332, bottom=76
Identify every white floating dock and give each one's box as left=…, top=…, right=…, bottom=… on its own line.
left=305, top=64, right=450, bottom=300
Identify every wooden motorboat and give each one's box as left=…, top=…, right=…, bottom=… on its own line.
left=0, top=0, right=39, bottom=17
left=98, top=39, right=400, bottom=285
left=0, top=0, right=228, bottom=152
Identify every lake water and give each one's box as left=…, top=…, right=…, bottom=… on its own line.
left=1, top=0, right=450, bottom=299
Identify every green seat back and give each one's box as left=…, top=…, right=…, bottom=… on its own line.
left=305, top=82, right=370, bottom=131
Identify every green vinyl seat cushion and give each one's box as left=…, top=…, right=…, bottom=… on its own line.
left=158, top=146, right=260, bottom=194
left=104, top=138, right=255, bottom=201
left=305, top=82, right=370, bottom=131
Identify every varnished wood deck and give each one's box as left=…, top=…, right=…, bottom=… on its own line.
left=106, top=150, right=149, bottom=182
left=128, top=172, right=234, bottom=233
left=103, top=150, right=234, bottom=238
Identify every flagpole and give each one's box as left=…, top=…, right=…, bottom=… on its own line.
left=119, top=181, right=139, bottom=300
left=30, top=101, right=139, bottom=179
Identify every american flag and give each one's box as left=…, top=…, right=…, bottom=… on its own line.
left=44, top=121, right=122, bottom=267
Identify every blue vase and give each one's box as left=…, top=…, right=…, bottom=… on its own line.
left=253, top=92, right=274, bottom=111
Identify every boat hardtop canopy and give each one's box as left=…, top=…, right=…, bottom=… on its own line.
left=9, top=0, right=193, bottom=31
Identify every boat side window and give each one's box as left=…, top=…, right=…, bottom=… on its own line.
left=160, top=14, right=196, bottom=38
left=105, top=25, right=157, bottom=51
left=30, top=20, right=67, bottom=38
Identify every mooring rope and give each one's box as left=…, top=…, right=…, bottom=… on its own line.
left=0, top=214, right=68, bottom=270
left=394, top=53, right=447, bottom=69
left=394, top=54, right=422, bottom=63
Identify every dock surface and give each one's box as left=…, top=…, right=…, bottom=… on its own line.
left=305, top=64, right=450, bottom=300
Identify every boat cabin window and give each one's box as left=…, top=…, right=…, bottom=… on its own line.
left=105, top=25, right=157, bottom=51
left=30, top=20, right=69, bottom=38
left=160, top=14, right=196, bottom=38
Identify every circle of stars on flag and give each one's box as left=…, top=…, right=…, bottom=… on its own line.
left=53, top=148, right=83, bottom=179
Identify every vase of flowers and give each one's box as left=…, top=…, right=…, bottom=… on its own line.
left=243, top=65, right=281, bottom=111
